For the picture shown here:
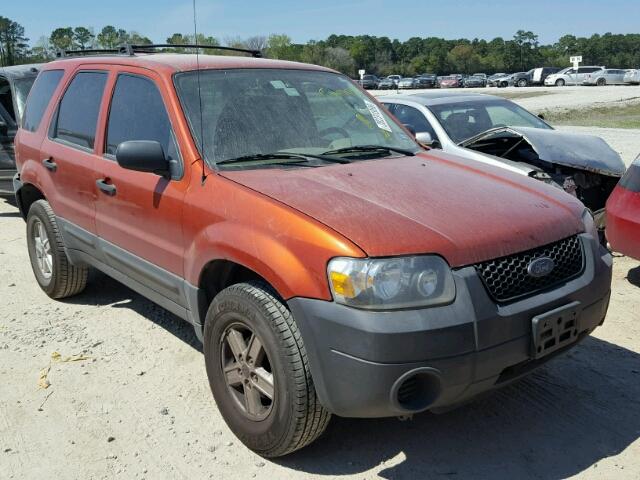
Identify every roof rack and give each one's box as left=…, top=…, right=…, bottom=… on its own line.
left=56, top=44, right=262, bottom=58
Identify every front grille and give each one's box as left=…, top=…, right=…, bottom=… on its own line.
left=474, top=235, right=584, bottom=303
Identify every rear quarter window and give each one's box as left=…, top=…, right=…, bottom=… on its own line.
left=22, top=70, right=64, bottom=132
left=52, top=71, right=107, bottom=149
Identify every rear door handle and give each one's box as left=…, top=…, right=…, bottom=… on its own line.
left=42, top=158, right=57, bottom=172
left=96, top=179, right=117, bottom=196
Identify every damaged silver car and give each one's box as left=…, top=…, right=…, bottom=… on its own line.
left=381, top=92, right=625, bottom=240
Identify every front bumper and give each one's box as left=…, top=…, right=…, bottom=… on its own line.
left=289, top=234, right=612, bottom=418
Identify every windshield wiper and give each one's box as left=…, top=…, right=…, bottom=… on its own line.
left=216, top=152, right=350, bottom=166
left=321, top=145, right=416, bottom=157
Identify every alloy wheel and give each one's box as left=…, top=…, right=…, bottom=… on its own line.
left=32, top=219, right=53, bottom=280
left=220, top=322, right=275, bottom=420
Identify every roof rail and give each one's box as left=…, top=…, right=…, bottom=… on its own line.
left=55, top=44, right=263, bottom=59
left=122, top=44, right=263, bottom=58
left=56, top=48, right=120, bottom=58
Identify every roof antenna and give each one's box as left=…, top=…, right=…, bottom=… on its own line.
left=193, top=0, right=207, bottom=185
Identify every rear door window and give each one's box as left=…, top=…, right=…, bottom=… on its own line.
left=105, top=74, right=181, bottom=175
left=22, top=70, right=64, bottom=132
left=52, top=71, right=108, bottom=149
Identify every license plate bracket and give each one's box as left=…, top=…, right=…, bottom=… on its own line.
left=531, top=301, right=581, bottom=359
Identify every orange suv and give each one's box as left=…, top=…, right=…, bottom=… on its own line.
left=14, top=46, right=612, bottom=457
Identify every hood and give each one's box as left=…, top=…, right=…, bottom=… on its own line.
left=220, top=152, right=585, bottom=267
left=462, top=126, right=626, bottom=176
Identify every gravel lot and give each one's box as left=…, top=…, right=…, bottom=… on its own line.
left=2, top=86, right=640, bottom=480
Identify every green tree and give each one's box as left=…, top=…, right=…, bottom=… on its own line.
left=49, top=27, right=75, bottom=52
left=73, top=26, right=94, bottom=49
left=0, top=16, right=29, bottom=65
left=97, top=25, right=119, bottom=48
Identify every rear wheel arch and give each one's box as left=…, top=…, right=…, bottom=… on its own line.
left=16, top=183, right=46, bottom=220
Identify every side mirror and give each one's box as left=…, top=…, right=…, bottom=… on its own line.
left=537, top=113, right=545, bottom=120
left=116, top=140, right=170, bottom=177
left=415, top=131, right=435, bottom=147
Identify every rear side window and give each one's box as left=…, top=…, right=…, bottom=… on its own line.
left=22, top=70, right=64, bottom=132
left=105, top=74, right=180, bottom=165
left=52, top=71, right=107, bottom=149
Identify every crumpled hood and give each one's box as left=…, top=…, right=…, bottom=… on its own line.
left=221, top=152, right=586, bottom=267
left=463, top=126, right=626, bottom=176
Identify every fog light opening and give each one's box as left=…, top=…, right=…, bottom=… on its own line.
left=392, top=368, right=442, bottom=413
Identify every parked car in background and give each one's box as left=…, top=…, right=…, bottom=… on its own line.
left=15, top=50, right=613, bottom=458
left=380, top=91, right=626, bottom=241
left=490, top=73, right=512, bottom=88
left=398, top=77, right=417, bottom=89
left=583, top=69, right=629, bottom=86
left=463, top=75, right=487, bottom=88
left=377, top=77, right=396, bottom=90
left=415, top=74, right=437, bottom=88
left=606, top=154, right=640, bottom=259
left=0, top=63, right=42, bottom=197
left=623, top=69, right=640, bottom=85
left=387, top=74, right=401, bottom=86
left=487, top=73, right=508, bottom=87
left=360, top=74, right=380, bottom=89
left=544, top=66, right=605, bottom=86
left=510, top=70, right=534, bottom=87
left=439, top=75, right=463, bottom=88
left=529, top=67, right=562, bottom=85
left=472, top=73, right=487, bottom=79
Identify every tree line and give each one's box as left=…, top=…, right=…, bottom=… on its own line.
left=2, top=16, right=640, bottom=77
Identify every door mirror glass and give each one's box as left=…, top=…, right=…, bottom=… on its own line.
left=415, top=131, right=435, bottom=146
left=116, top=140, right=170, bottom=177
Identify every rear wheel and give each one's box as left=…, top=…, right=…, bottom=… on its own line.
left=204, top=281, right=330, bottom=457
left=26, top=200, right=88, bottom=299
left=556, top=78, right=566, bottom=87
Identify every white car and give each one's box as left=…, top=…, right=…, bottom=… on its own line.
left=624, top=69, right=640, bottom=85
left=544, top=66, right=605, bottom=86
left=380, top=92, right=625, bottom=238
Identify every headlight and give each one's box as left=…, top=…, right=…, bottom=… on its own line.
left=327, top=256, right=456, bottom=310
left=582, top=208, right=598, bottom=239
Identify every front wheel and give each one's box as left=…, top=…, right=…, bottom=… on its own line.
left=597, top=78, right=606, bottom=86
left=204, top=282, right=330, bottom=457
left=517, top=79, right=528, bottom=87
left=556, top=79, right=566, bottom=87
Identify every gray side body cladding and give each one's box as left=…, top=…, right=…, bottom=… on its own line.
left=56, top=217, right=205, bottom=342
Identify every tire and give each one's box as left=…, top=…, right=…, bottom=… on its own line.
left=517, top=79, right=528, bottom=87
left=597, top=78, right=606, bottom=86
left=204, top=281, right=330, bottom=457
left=26, top=200, right=88, bottom=299
left=556, top=78, right=565, bottom=87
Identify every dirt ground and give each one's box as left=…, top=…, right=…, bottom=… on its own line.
left=2, top=87, right=640, bottom=479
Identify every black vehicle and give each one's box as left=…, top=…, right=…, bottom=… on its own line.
left=463, top=75, right=487, bottom=88
left=511, top=70, right=534, bottom=87
left=360, top=74, right=380, bottom=89
left=0, top=64, right=42, bottom=196
left=529, top=67, right=562, bottom=86
left=414, top=74, right=437, bottom=88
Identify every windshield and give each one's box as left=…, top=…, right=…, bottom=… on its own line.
left=174, top=69, right=418, bottom=169
left=13, top=77, right=36, bottom=124
left=428, top=98, right=552, bottom=144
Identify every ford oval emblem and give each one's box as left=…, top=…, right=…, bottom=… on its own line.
left=527, top=257, right=555, bottom=278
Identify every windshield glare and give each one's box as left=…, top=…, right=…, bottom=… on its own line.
left=174, top=69, right=418, bottom=168
left=427, top=98, right=552, bottom=144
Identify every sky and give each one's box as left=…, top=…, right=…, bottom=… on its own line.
left=4, top=0, right=640, bottom=46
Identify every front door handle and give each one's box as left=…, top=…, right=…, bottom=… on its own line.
left=42, top=158, right=57, bottom=172
left=96, top=178, right=117, bottom=196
